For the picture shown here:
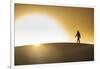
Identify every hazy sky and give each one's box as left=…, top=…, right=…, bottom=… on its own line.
left=15, top=4, right=94, bottom=46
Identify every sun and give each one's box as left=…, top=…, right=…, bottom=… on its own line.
left=15, top=13, right=68, bottom=46
left=33, top=43, right=41, bottom=46
left=32, top=41, right=42, bottom=46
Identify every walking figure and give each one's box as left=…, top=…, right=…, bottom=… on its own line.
left=75, top=30, right=81, bottom=43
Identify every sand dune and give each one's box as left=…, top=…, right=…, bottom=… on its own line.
left=15, top=43, right=94, bottom=65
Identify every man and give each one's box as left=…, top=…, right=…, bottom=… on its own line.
left=75, top=30, right=81, bottom=43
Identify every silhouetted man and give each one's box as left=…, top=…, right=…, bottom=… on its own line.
left=75, top=30, right=81, bottom=43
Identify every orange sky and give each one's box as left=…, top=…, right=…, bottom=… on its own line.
left=15, top=4, right=94, bottom=44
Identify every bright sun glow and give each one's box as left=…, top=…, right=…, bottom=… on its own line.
left=15, top=13, right=68, bottom=46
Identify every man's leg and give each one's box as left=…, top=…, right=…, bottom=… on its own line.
left=77, top=39, right=78, bottom=43
left=78, top=39, right=79, bottom=43
left=79, top=39, right=80, bottom=43
left=77, top=39, right=80, bottom=43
